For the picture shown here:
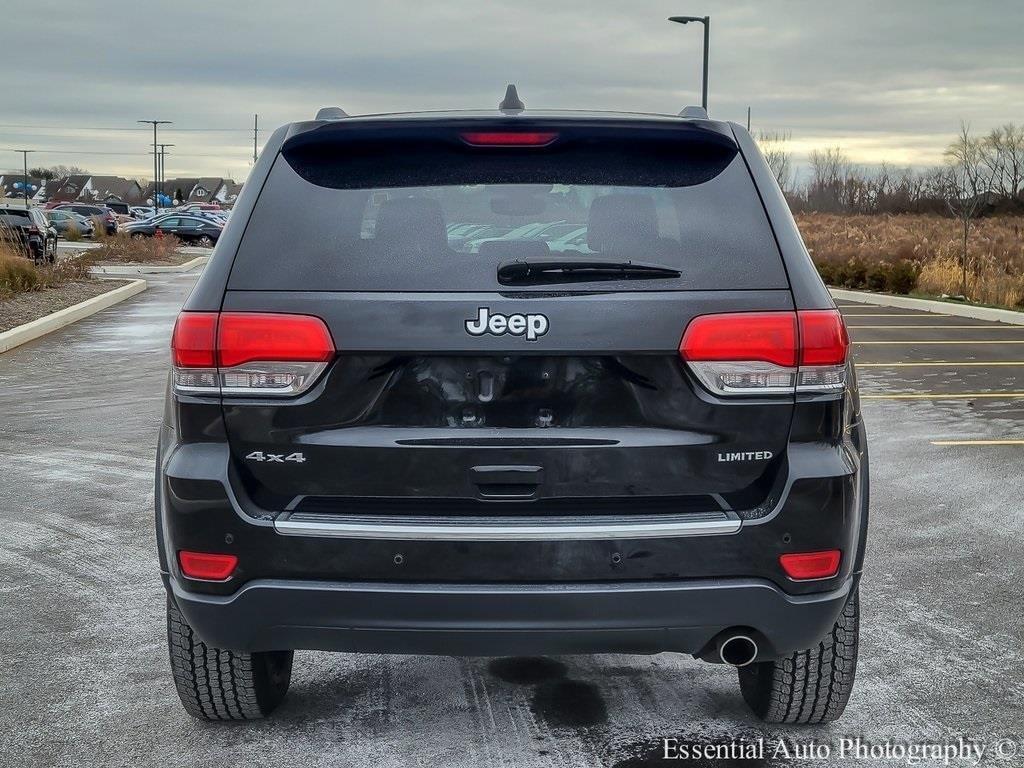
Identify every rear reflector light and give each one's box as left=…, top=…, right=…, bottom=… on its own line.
left=178, top=550, right=238, bottom=581
left=779, top=549, right=841, bottom=581
left=171, top=312, right=334, bottom=397
left=680, top=310, right=849, bottom=397
left=460, top=131, right=558, bottom=147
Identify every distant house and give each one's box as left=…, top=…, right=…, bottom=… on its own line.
left=192, top=177, right=230, bottom=202
left=0, top=173, right=46, bottom=201
left=154, top=177, right=234, bottom=204
left=42, top=174, right=95, bottom=203
left=84, top=176, right=144, bottom=203
left=40, top=174, right=143, bottom=204
left=223, top=181, right=244, bottom=205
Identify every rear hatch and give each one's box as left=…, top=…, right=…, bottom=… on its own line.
left=217, top=117, right=795, bottom=518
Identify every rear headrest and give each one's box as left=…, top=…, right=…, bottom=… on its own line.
left=476, top=240, right=550, bottom=262
left=374, top=197, right=446, bottom=252
left=587, top=194, right=659, bottom=254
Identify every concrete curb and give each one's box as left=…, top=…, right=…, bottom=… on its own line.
left=88, top=256, right=208, bottom=275
left=830, top=288, right=1024, bottom=326
left=0, top=279, right=148, bottom=354
left=57, top=242, right=211, bottom=256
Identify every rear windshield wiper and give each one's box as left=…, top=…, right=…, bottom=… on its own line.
left=497, top=260, right=682, bottom=286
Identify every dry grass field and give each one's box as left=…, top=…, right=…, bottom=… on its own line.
left=796, top=213, right=1024, bottom=309
left=0, top=241, right=90, bottom=298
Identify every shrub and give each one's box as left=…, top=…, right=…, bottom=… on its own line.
left=0, top=240, right=92, bottom=298
left=814, top=260, right=838, bottom=286
left=0, top=251, right=40, bottom=296
left=865, top=264, right=889, bottom=292
left=887, top=260, right=918, bottom=294
left=84, top=232, right=181, bottom=264
left=64, top=223, right=83, bottom=242
left=835, top=257, right=868, bottom=289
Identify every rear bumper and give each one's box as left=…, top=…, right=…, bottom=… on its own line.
left=168, top=573, right=855, bottom=658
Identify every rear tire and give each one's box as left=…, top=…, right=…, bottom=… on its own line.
left=737, top=588, right=859, bottom=724
left=166, top=598, right=293, bottom=720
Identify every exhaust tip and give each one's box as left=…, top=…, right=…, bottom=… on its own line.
left=719, top=634, right=758, bottom=667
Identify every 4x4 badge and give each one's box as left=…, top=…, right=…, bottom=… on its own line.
left=465, top=307, right=549, bottom=341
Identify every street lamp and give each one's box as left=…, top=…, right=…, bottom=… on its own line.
left=157, top=144, right=174, bottom=205
left=668, top=15, right=710, bottom=112
left=138, top=119, right=171, bottom=212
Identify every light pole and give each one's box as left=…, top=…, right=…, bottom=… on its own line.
left=668, top=15, right=710, bottom=112
left=158, top=144, right=174, bottom=205
left=12, top=149, right=35, bottom=209
left=138, top=119, right=171, bottom=212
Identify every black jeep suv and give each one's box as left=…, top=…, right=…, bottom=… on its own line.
left=157, top=98, right=868, bottom=724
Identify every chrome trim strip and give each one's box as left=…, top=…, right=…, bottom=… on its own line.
left=274, top=512, right=742, bottom=541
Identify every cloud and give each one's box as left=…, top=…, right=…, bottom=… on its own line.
left=3, top=0, right=1022, bottom=177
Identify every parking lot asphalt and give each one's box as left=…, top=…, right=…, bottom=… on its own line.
left=2, top=279, right=1022, bottom=768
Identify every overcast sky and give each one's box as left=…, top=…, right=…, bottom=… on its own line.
left=3, top=0, right=1022, bottom=181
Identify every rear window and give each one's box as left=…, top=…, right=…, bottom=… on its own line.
left=0, top=210, right=31, bottom=223
left=229, top=134, right=786, bottom=292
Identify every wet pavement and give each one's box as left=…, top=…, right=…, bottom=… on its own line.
left=2, top=279, right=1022, bottom=767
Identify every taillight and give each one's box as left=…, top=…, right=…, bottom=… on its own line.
left=680, top=309, right=848, bottom=397
left=171, top=311, right=334, bottom=397
left=779, top=549, right=841, bottom=581
left=795, top=309, right=850, bottom=393
left=460, top=131, right=558, bottom=147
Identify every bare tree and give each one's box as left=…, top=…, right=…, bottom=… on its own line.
left=941, top=123, right=994, bottom=296
left=983, top=123, right=1024, bottom=201
left=756, top=130, right=793, bottom=192
left=44, top=164, right=90, bottom=178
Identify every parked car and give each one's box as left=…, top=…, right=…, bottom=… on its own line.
left=546, top=226, right=589, bottom=253
left=102, top=201, right=132, bottom=216
left=178, top=202, right=222, bottom=213
left=121, top=214, right=222, bottom=246
left=129, top=206, right=156, bottom=219
left=158, top=103, right=866, bottom=725
left=446, top=223, right=497, bottom=248
left=45, top=209, right=95, bottom=238
left=464, top=220, right=569, bottom=252
left=51, top=203, right=117, bottom=235
left=0, top=206, right=57, bottom=263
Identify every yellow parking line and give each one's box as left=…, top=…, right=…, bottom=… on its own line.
left=856, top=361, right=1024, bottom=367
left=848, top=324, right=1024, bottom=329
left=841, top=313, right=952, bottom=318
left=861, top=392, right=1024, bottom=399
left=930, top=439, right=1024, bottom=445
left=856, top=340, right=1024, bottom=345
